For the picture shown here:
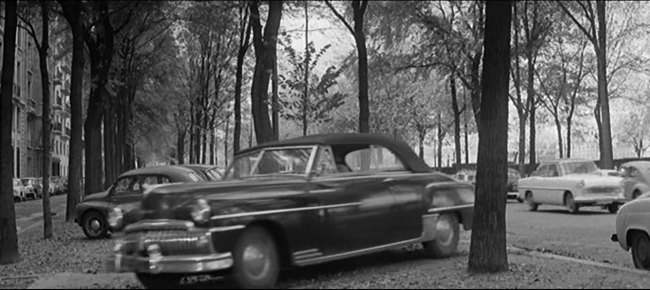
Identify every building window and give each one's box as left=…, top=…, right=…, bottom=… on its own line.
left=27, top=72, right=32, bottom=101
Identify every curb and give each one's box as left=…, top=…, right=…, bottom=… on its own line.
left=507, top=244, right=650, bottom=276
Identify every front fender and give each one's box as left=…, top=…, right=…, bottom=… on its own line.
left=75, top=201, right=111, bottom=225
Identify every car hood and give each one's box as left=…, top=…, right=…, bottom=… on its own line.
left=141, top=177, right=310, bottom=221
left=83, top=190, right=110, bottom=201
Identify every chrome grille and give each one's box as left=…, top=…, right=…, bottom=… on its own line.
left=122, top=230, right=213, bottom=256
left=584, top=187, right=620, bottom=195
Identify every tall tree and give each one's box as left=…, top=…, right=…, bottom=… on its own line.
left=19, top=0, right=53, bottom=238
left=0, top=0, right=20, bottom=264
left=59, top=0, right=84, bottom=221
left=249, top=0, right=282, bottom=144
left=325, top=0, right=370, bottom=133
left=233, top=1, right=251, bottom=154
left=469, top=0, right=511, bottom=273
left=559, top=0, right=613, bottom=169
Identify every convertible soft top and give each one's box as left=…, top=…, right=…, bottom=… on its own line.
left=238, top=133, right=433, bottom=173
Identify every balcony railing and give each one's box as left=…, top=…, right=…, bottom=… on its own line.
left=52, top=122, right=62, bottom=133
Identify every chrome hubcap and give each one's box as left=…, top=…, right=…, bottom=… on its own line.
left=436, top=217, right=453, bottom=246
left=243, top=241, right=269, bottom=278
left=87, top=219, right=102, bottom=234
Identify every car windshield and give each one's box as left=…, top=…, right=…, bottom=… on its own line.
left=225, top=146, right=315, bottom=179
left=561, top=161, right=598, bottom=175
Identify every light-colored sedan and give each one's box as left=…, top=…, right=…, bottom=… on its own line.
left=611, top=196, right=650, bottom=270
left=518, top=159, right=626, bottom=214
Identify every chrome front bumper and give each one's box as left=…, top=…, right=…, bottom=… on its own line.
left=574, top=195, right=626, bottom=205
left=108, top=220, right=234, bottom=274
left=109, top=252, right=233, bottom=274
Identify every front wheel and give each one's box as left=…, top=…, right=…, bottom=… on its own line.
left=81, top=211, right=109, bottom=239
left=422, top=213, right=460, bottom=258
left=631, top=233, right=650, bottom=270
left=565, top=193, right=579, bottom=214
left=136, top=273, right=184, bottom=289
left=633, top=190, right=642, bottom=200
left=526, top=192, right=538, bottom=211
left=231, top=226, right=280, bottom=289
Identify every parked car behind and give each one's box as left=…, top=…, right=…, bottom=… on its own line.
left=507, top=168, right=521, bottom=201
left=108, top=133, right=475, bottom=289
left=611, top=196, right=650, bottom=270
left=618, top=161, right=650, bottom=201
left=20, top=178, right=39, bottom=200
left=13, top=178, right=26, bottom=202
left=518, top=159, right=626, bottom=214
left=456, top=169, right=476, bottom=185
left=75, top=166, right=206, bottom=239
left=180, top=164, right=224, bottom=181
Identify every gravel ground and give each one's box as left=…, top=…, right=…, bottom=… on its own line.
left=2, top=216, right=650, bottom=289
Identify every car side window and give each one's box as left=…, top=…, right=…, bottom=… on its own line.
left=547, top=165, right=559, bottom=177
left=113, top=177, right=139, bottom=196
left=345, top=145, right=406, bottom=172
left=532, top=165, right=548, bottom=177
left=315, top=147, right=338, bottom=175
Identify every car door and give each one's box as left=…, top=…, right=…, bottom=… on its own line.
left=308, top=145, right=398, bottom=255
left=526, top=164, right=547, bottom=203
left=109, top=175, right=143, bottom=208
left=542, top=164, right=563, bottom=205
left=622, top=166, right=640, bottom=198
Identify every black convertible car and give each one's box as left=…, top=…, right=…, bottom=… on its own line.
left=109, top=133, right=475, bottom=288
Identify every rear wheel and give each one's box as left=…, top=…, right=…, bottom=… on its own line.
left=231, top=226, right=280, bottom=289
left=564, top=193, right=579, bottom=214
left=631, top=232, right=650, bottom=270
left=526, top=192, right=538, bottom=211
left=423, top=213, right=460, bottom=258
left=136, top=273, right=184, bottom=289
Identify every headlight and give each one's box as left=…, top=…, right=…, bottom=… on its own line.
left=191, top=199, right=211, bottom=225
left=577, top=180, right=585, bottom=188
left=108, top=207, right=124, bottom=230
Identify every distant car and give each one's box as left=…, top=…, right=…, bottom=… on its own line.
left=180, top=164, right=224, bottom=181
left=507, top=168, right=521, bottom=201
left=599, top=169, right=622, bottom=177
left=74, top=166, right=206, bottom=239
left=109, top=133, right=475, bottom=289
left=13, top=178, right=26, bottom=202
left=611, top=196, right=650, bottom=270
left=618, top=161, right=650, bottom=201
left=517, top=159, right=626, bottom=214
left=20, top=178, right=39, bottom=200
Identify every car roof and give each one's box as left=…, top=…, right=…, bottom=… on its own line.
left=119, top=166, right=201, bottom=181
left=180, top=164, right=220, bottom=170
left=621, top=161, right=650, bottom=168
left=236, top=133, right=433, bottom=173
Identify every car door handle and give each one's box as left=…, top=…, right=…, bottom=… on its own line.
left=383, top=178, right=395, bottom=183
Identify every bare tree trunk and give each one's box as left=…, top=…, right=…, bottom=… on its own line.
left=437, top=114, right=443, bottom=169
left=234, top=3, right=251, bottom=155
left=225, top=114, right=230, bottom=166
left=38, top=1, right=53, bottom=239
left=0, top=0, right=19, bottom=264
left=464, top=89, right=469, bottom=164
left=249, top=0, right=282, bottom=144
left=177, top=130, right=185, bottom=165
left=451, top=73, right=461, bottom=167
left=468, top=0, right=511, bottom=273
left=60, top=0, right=84, bottom=222
left=596, top=1, right=613, bottom=169
left=354, top=1, right=369, bottom=133
left=554, top=117, right=563, bottom=158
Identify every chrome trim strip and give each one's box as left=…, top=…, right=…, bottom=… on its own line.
left=294, top=252, right=323, bottom=260
left=124, top=219, right=195, bottom=233
left=210, top=202, right=362, bottom=221
left=308, top=189, right=338, bottom=194
left=314, top=172, right=431, bottom=182
left=294, top=248, right=320, bottom=255
left=295, top=238, right=422, bottom=266
left=426, top=181, right=470, bottom=190
left=209, top=225, right=245, bottom=232
left=428, top=204, right=474, bottom=213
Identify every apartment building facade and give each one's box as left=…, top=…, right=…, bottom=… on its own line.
left=1, top=8, right=71, bottom=179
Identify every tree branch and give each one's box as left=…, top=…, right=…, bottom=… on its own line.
left=324, top=0, right=355, bottom=36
